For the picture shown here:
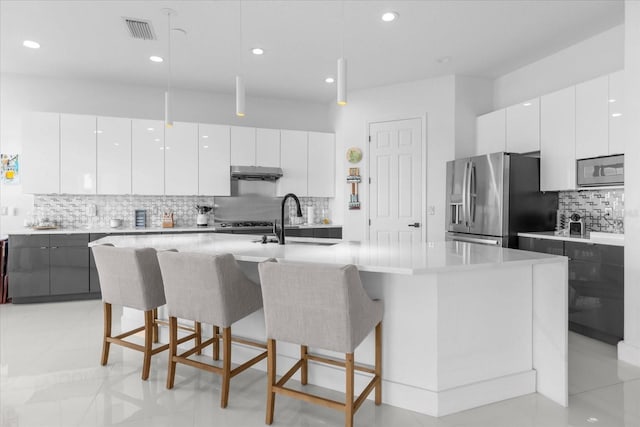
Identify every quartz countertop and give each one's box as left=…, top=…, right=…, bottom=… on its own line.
left=3, top=223, right=342, bottom=236
left=91, top=233, right=565, bottom=275
left=518, top=231, right=624, bottom=247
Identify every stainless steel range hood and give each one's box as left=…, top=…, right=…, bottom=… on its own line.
left=230, top=165, right=283, bottom=180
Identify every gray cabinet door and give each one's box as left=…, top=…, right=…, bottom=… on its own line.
left=8, top=246, right=50, bottom=298
left=50, top=246, right=89, bottom=295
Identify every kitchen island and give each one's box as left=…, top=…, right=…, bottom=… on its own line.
left=91, top=233, right=568, bottom=417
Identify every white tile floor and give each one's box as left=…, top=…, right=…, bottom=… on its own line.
left=1, top=300, right=640, bottom=427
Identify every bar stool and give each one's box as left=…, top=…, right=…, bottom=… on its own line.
left=156, top=251, right=268, bottom=408
left=92, top=245, right=200, bottom=380
left=257, top=260, right=383, bottom=427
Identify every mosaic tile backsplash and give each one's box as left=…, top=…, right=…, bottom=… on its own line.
left=558, top=189, right=624, bottom=233
left=31, top=195, right=332, bottom=229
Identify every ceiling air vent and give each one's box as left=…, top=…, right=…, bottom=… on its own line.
left=123, top=17, right=157, bottom=40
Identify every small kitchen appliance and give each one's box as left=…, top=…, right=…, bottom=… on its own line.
left=569, top=213, right=584, bottom=236
left=196, top=205, right=213, bottom=227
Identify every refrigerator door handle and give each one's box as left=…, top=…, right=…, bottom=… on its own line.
left=469, top=162, right=477, bottom=226
left=461, top=161, right=468, bottom=226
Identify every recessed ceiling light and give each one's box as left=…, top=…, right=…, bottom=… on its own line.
left=23, top=40, right=40, bottom=49
left=149, top=56, right=164, bottom=63
left=154, top=138, right=160, bottom=142
left=381, top=12, right=399, bottom=22
left=437, top=56, right=452, bottom=64
left=609, top=98, right=616, bottom=103
left=611, top=113, right=622, bottom=118
left=202, top=135, right=209, bottom=139
left=325, top=77, right=335, bottom=84
left=203, top=145, right=209, bottom=149
left=586, top=417, right=599, bottom=423
left=94, top=130, right=103, bottom=134
left=251, top=47, right=264, bottom=55
left=113, top=143, right=120, bottom=146
left=147, top=127, right=154, bottom=131
left=522, top=102, right=532, bottom=107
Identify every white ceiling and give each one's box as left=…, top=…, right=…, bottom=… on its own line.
left=0, top=0, right=624, bottom=103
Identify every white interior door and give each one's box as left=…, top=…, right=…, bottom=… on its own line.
left=369, top=118, right=423, bottom=244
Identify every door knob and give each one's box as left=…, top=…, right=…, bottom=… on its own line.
left=408, top=222, right=421, bottom=228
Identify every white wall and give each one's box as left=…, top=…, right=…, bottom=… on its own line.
left=0, top=73, right=332, bottom=233
left=493, top=25, right=624, bottom=109
left=332, top=75, right=456, bottom=242
left=454, top=75, right=494, bottom=159
left=619, top=1, right=640, bottom=368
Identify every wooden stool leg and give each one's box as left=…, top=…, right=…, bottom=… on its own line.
left=375, top=322, right=382, bottom=405
left=142, top=310, right=154, bottom=380
left=220, top=327, right=232, bottom=408
left=152, top=308, right=159, bottom=343
left=166, top=316, right=178, bottom=389
left=266, top=339, right=276, bottom=425
left=213, top=325, right=220, bottom=361
left=101, top=302, right=112, bottom=366
left=301, top=345, right=308, bottom=385
left=195, top=321, right=202, bottom=355
left=345, top=353, right=354, bottom=427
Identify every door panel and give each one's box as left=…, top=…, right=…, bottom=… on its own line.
left=369, top=118, right=422, bottom=244
left=50, top=246, right=89, bottom=295
left=468, top=153, right=504, bottom=237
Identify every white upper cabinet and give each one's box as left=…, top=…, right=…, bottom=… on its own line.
left=96, top=116, right=131, bottom=195
left=256, top=128, right=280, bottom=167
left=608, top=70, right=625, bottom=155
left=476, top=109, right=506, bottom=155
left=307, top=132, right=335, bottom=197
left=22, top=112, right=60, bottom=194
left=506, top=98, right=540, bottom=153
left=165, top=122, right=198, bottom=195
left=60, top=114, right=96, bottom=194
left=575, top=75, right=609, bottom=159
left=278, top=130, right=308, bottom=197
left=132, top=119, right=164, bottom=195
left=230, top=126, right=256, bottom=166
left=199, top=123, right=230, bottom=196
left=540, top=86, right=576, bottom=191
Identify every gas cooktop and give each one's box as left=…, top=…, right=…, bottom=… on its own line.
left=215, top=221, right=274, bottom=228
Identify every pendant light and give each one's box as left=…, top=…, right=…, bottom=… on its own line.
left=164, top=8, right=175, bottom=128
left=337, top=1, right=347, bottom=106
left=235, top=1, right=246, bottom=117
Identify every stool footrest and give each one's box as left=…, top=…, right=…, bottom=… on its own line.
left=306, top=353, right=376, bottom=374
left=274, top=385, right=344, bottom=411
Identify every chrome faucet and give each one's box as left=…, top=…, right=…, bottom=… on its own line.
left=274, top=193, right=303, bottom=245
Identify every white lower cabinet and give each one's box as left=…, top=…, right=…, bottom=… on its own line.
left=132, top=119, right=164, bottom=195
left=60, top=114, right=97, bottom=194
left=22, top=112, right=60, bottom=194
left=278, top=130, right=308, bottom=196
left=165, top=122, right=198, bottom=195
left=307, top=132, right=335, bottom=197
left=97, top=116, right=131, bottom=194
left=540, top=86, right=576, bottom=191
left=199, top=124, right=230, bottom=196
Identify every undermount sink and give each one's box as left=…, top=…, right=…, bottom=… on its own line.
left=251, top=238, right=338, bottom=246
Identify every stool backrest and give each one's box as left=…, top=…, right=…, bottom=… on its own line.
left=157, top=251, right=262, bottom=328
left=258, top=261, right=375, bottom=353
left=92, top=245, right=166, bottom=311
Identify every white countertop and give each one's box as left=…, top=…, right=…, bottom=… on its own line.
left=518, top=231, right=624, bottom=247
left=91, top=233, right=564, bottom=275
left=3, top=223, right=341, bottom=236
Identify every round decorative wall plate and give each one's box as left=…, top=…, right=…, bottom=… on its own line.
left=346, top=147, right=362, bottom=164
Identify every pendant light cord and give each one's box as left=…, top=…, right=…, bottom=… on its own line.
left=341, top=0, right=345, bottom=58
left=167, top=11, right=172, bottom=94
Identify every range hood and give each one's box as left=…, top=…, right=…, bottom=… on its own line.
left=230, top=165, right=283, bottom=180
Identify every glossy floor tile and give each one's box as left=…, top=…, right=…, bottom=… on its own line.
left=1, top=300, right=640, bottom=426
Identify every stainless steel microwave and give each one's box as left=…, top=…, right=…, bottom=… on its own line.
left=576, top=154, right=624, bottom=187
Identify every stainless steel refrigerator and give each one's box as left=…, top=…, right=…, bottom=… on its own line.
left=445, top=152, right=558, bottom=247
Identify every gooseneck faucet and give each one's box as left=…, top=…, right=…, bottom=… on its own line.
left=276, top=193, right=303, bottom=245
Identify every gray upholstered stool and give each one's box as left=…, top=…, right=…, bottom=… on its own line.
left=257, top=260, right=384, bottom=427
left=92, top=245, right=201, bottom=380
left=156, top=251, right=267, bottom=408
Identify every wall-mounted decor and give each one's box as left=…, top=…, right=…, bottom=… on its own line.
left=346, top=147, right=362, bottom=164
left=347, top=167, right=361, bottom=210
left=0, top=154, right=19, bottom=185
